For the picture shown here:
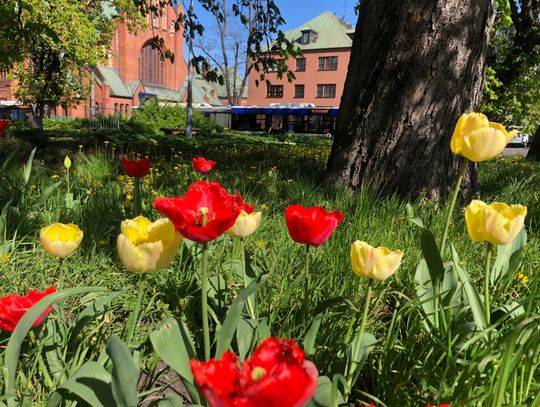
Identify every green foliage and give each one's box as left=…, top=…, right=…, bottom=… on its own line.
left=0, top=136, right=538, bottom=405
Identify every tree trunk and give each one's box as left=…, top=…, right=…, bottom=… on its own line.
left=323, top=0, right=495, bottom=199
left=526, top=124, right=540, bottom=160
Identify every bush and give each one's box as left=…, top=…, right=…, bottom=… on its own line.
left=129, top=99, right=223, bottom=135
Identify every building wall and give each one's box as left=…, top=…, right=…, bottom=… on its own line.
left=246, top=48, right=350, bottom=107
left=113, top=4, right=187, bottom=91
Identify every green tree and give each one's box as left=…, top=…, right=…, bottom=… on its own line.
left=1, top=0, right=144, bottom=127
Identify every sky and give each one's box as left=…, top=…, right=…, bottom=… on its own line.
left=186, top=0, right=358, bottom=60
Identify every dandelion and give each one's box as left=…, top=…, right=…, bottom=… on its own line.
left=516, top=272, right=529, bottom=283
left=51, top=174, right=60, bottom=180
left=256, top=240, right=265, bottom=248
left=1, top=254, right=9, bottom=264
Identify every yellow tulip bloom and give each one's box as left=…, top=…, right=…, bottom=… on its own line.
left=465, top=200, right=527, bottom=245
left=226, top=211, right=262, bottom=238
left=450, top=113, right=517, bottom=162
left=117, top=216, right=182, bottom=273
left=350, top=241, right=403, bottom=281
left=40, top=223, right=83, bottom=258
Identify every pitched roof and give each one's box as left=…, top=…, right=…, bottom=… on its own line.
left=179, top=74, right=223, bottom=106
left=284, top=11, right=354, bottom=51
left=142, top=84, right=182, bottom=102
left=95, top=66, right=133, bottom=98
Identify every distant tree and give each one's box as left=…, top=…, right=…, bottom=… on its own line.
left=1, top=0, right=144, bottom=128
left=191, top=0, right=300, bottom=105
left=323, top=0, right=495, bottom=199
left=481, top=0, right=540, bottom=159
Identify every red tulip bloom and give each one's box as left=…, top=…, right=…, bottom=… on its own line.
left=0, top=286, right=56, bottom=332
left=154, top=181, right=242, bottom=243
left=120, top=158, right=150, bottom=177
left=192, top=157, right=217, bottom=173
left=190, top=337, right=318, bottom=407
left=285, top=205, right=344, bottom=246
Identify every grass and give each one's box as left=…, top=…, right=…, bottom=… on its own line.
left=0, top=132, right=539, bottom=406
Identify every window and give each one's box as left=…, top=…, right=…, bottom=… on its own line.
left=125, top=104, right=129, bottom=114
left=300, top=29, right=316, bottom=44
left=294, top=85, right=305, bottom=98
left=316, top=84, right=336, bottom=98
left=94, top=102, right=99, bottom=114
left=266, top=85, right=283, bottom=98
left=114, top=103, right=119, bottom=113
left=318, top=56, right=338, bottom=71
left=162, top=10, right=167, bottom=30
left=295, top=58, right=306, bottom=72
left=140, top=42, right=164, bottom=85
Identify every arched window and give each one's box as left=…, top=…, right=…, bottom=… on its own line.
left=120, top=103, right=124, bottom=115
left=95, top=102, right=99, bottom=114
left=140, top=42, right=164, bottom=85
left=125, top=104, right=129, bottom=114
left=114, top=103, right=118, bottom=113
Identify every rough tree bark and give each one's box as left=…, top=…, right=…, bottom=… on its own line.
left=323, top=0, right=496, bottom=199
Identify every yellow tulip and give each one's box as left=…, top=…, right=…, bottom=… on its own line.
left=226, top=211, right=262, bottom=238
left=117, top=216, right=182, bottom=272
left=350, top=241, right=403, bottom=281
left=450, top=113, right=517, bottom=162
left=40, top=223, right=83, bottom=258
left=465, top=200, right=527, bottom=245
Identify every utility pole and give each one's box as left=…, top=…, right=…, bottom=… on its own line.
left=186, top=0, right=194, bottom=139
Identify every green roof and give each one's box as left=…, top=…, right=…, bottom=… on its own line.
left=283, top=11, right=354, bottom=51
left=179, top=74, right=223, bottom=106
left=96, top=66, right=133, bottom=98
left=143, top=84, right=182, bottom=102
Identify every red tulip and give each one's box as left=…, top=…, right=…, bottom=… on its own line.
left=192, top=157, right=217, bottom=173
left=120, top=158, right=150, bottom=177
left=154, top=181, right=242, bottom=243
left=285, top=205, right=344, bottom=246
left=190, top=337, right=318, bottom=407
left=0, top=286, right=57, bottom=332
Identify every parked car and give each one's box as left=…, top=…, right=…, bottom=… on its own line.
left=508, top=132, right=530, bottom=147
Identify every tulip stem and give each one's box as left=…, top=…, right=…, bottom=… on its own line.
left=241, top=238, right=256, bottom=319
left=126, top=275, right=146, bottom=347
left=441, top=158, right=468, bottom=256
left=201, top=242, right=211, bottom=360
left=345, top=279, right=373, bottom=399
left=484, top=243, right=493, bottom=326
left=302, top=245, right=311, bottom=315
left=57, top=259, right=64, bottom=290
left=133, top=176, right=142, bottom=217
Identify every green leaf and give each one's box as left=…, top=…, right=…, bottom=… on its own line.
left=149, top=318, right=200, bottom=404
left=420, top=229, right=445, bottom=289
left=22, top=147, right=37, bottom=186
left=305, top=375, right=345, bottom=407
left=414, top=259, right=435, bottom=328
left=47, top=362, right=113, bottom=407
left=215, top=273, right=268, bottom=358
left=236, top=318, right=257, bottom=360
left=347, top=332, right=377, bottom=389
left=157, top=393, right=185, bottom=407
left=491, top=227, right=527, bottom=285
left=452, top=246, right=487, bottom=331
left=1, top=145, right=21, bottom=172
left=35, top=181, right=62, bottom=206
left=106, top=336, right=139, bottom=407
left=303, top=315, right=323, bottom=357
left=3, top=287, right=109, bottom=405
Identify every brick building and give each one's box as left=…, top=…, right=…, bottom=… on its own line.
left=0, top=4, right=204, bottom=118
left=246, top=11, right=354, bottom=108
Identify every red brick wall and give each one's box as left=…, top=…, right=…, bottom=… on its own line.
left=246, top=49, right=350, bottom=107
left=113, top=4, right=187, bottom=90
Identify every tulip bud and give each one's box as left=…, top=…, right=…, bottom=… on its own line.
left=227, top=211, right=262, bottom=238
left=117, top=216, right=182, bottom=273
left=450, top=113, right=518, bottom=162
left=350, top=241, right=403, bottom=281
left=64, top=155, right=72, bottom=170
left=465, top=200, right=527, bottom=245
left=40, top=223, right=83, bottom=258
